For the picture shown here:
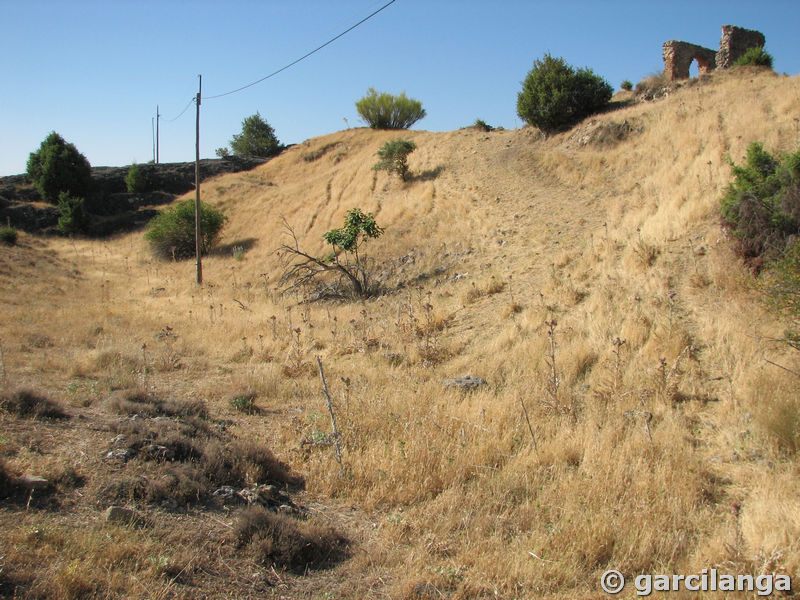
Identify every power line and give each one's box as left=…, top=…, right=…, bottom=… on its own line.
left=162, top=96, right=196, bottom=122
left=203, top=0, right=397, bottom=100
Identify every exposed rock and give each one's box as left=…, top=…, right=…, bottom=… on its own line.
left=106, top=448, right=136, bottom=462
left=104, top=506, right=146, bottom=527
left=18, top=475, right=49, bottom=490
left=444, top=375, right=487, bottom=390
left=142, top=444, right=175, bottom=461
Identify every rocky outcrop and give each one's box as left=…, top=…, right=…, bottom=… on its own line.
left=662, top=25, right=765, bottom=81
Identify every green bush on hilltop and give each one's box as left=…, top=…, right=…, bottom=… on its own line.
left=217, top=113, right=281, bottom=158
left=26, top=132, right=92, bottom=204
left=516, top=54, right=612, bottom=133
left=145, top=198, right=227, bottom=260
left=733, top=46, right=774, bottom=69
left=355, top=88, right=426, bottom=130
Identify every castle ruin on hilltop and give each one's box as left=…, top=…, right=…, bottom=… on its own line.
left=662, top=25, right=765, bottom=80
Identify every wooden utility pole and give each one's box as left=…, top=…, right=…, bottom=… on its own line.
left=156, top=105, right=160, bottom=164
left=194, top=76, right=203, bottom=285
left=152, top=117, right=155, bottom=163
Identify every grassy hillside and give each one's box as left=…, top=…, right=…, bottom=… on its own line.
left=2, top=68, right=799, bottom=599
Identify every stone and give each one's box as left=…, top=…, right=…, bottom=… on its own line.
left=662, top=25, right=765, bottom=81
left=106, top=448, right=136, bottom=462
left=716, top=25, right=766, bottom=69
left=19, top=475, right=49, bottom=490
left=663, top=41, right=717, bottom=80
left=444, top=375, right=487, bottom=390
left=104, top=506, right=146, bottom=527
left=142, top=444, right=175, bottom=461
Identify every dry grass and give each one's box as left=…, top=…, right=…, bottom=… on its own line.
left=1, top=69, right=799, bottom=598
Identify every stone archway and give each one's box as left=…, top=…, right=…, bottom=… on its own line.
left=662, top=41, right=717, bottom=80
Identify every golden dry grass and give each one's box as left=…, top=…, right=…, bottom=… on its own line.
left=2, top=68, right=800, bottom=598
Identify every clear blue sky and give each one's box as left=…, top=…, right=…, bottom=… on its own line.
left=2, top=0, right=798, bottom=176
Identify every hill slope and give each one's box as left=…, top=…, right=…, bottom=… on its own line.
left=2, top=68, right=800, bottom=599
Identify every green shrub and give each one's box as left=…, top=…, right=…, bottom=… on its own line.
left=355, top=88, right=426, bottom=129
left=474, top=119, right=494, bottom=132
left=516, top=54, right=612, bottom=133
left=733, top=46, right=773, bottom=69
left=145, top=198, right=227, bottom=260
left=125, top=162, right=147, bottom=193
left=57, top=192, right=88, bottom=235
left=373, top=139, right=417, bottom=181
left=26, top=132, right=91, bottom=204
left=221, top=113, right=281, bottom=158
left=621, top=80, right=633, bottom=91
left=719, top=142, right=800, bottom=262
left=229, top=392, right=257, bottom=414
left=0, top=227, right=18, bottom=245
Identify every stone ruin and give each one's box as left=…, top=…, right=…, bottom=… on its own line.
left=662, top=25, right=765, bottom=80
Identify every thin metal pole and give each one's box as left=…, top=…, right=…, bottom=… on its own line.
left=194, top=76, right=203, bottom=286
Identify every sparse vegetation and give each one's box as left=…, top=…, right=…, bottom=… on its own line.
left=373, top=138, right=416, bottom=181
left=234, top=506, right=347, bottom=572
left=218, top=112, right=281, bottom=158
left=26, top=131, right=91, bottom=204
left=280, top=207, right=384, bottom=298
left=621, top=79, right=633, bottom=91
left=0, top=388, right=69, bottom=420
left=355, top=88, right=426, bottom=129
left=144, top=198, right=227, bottom=259
left=733, top=46, right=774, bottom=68
left=516, top=53, right=612, bottom=133
left=474, top=119, right=495, bottom=132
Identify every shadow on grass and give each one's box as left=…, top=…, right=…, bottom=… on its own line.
left=213, top=237, right=258, bottom=258
left=409, top=165, right=444, bottom=182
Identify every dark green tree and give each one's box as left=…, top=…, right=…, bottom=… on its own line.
left=56, top=192, right=88, bottom=235
left=26, top=132, right=91, bottom=203
left=356, top=88, right=426, bottom=130
left=221, top=113, right=281, bottom=158
left=516, top=54, right=612, bottom=133
left=373, top=139, right=417, bottom=181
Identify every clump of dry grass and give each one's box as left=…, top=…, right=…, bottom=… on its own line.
left=107, top=389, right=208, bottom=419
left=98, top=403, right=302, bottom=508
left=0, top=388, right=69, bottom=420
left=234, top=505, right=348, bottom=572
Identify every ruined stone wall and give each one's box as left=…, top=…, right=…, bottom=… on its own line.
left=662, top=25, right=766, bottom=81
left=716, top=25, right=766, bottom=69
left=662, top=41, right=717, bottom=80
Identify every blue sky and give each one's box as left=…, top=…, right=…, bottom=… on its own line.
left=1, top=0, right=798, bottom=176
